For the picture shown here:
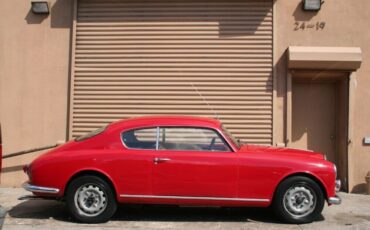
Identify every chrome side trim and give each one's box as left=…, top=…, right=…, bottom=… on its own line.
left=18, top=195, right=58, bottom=201
left=120, top=194, right=269, bottom=202
left=328, top=196, right=341, bottom=205
left=22, top=182, right=60, bottom=194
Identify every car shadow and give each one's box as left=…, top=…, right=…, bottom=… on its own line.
left=112, top=204, right=283, bottom=223
left=8, top=200, right=72, bottom=222
left=8, top=200, right=324, bottom=224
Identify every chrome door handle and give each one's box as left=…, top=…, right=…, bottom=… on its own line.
left=153, top=157, right=171, bottom=164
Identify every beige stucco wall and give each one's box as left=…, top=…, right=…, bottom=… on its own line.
left=0, top=0, right=73, bottom=186
left=275, top=0, right=370, bottom=193
left=0, top=0, right=369, bottom=193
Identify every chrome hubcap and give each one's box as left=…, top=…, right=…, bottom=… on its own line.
left=74, top=184, right=107, bottom=217
left=283, top=185, right=316, bottom=218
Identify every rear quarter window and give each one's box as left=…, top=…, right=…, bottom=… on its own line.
left=121, top=128, right=157, bottom=150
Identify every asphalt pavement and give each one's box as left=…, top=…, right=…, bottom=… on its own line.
left=0, top=187, right=369, bottom=230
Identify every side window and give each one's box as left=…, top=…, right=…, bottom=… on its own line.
left=121, top=128, right=157, bottom=150
left=158, top=127, right=230, bottom=152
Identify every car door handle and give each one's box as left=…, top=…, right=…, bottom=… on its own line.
left=153, top=157, right=171, bottom=164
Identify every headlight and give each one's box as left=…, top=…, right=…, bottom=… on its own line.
left=333, top=164, right=337, bottom=178
left=335, top=179, right=341, bottom=192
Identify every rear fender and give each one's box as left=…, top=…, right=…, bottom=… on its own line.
left=64, top=168, right=119, bottom=200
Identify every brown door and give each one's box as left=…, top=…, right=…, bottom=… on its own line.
left=291, top=82, right=337, bottom=162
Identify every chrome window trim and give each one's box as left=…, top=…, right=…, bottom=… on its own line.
left=120, top=194, right=269, bottom=202
left=221, top=124, right=240, bottom=150
left=120, top=125, right=234, bottom=153
left=155, top=126, right=160, bottom=150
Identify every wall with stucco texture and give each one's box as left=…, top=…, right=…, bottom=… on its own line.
left=275, top=0, right=370, bottom=193
left=0, top=0, right=369, bottom=193
left=0, top=0, right=73, bottom=185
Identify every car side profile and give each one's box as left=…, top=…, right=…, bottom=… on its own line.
left=22, top=116, right=341, bottom=223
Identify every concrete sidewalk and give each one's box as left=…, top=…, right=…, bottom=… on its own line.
left=0, top=187, right=369, bottom=230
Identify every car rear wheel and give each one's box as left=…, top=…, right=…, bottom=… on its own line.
left=272, top=176, right=324, bottom=224
left=66, top=175, right=117, bottom=223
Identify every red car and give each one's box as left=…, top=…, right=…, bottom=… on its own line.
left=22, top=116, right=341, bottom=224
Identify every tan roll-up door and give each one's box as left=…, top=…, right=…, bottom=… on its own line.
left=71, top=0, right=273, bottom=144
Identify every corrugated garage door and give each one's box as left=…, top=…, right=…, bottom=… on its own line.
left=71, top=0, right=273, bottom=144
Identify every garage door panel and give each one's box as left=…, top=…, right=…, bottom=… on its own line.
left=71, top=0, right=273, bottom=145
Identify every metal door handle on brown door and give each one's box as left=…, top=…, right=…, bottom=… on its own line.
left=153, top=157, right=171, bottom=164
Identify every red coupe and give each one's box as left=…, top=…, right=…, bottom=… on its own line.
left=22, top=116, right=341, bottom=223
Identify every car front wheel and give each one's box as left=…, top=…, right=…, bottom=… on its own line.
left=272, top=176, right=325, bottom=224
left=66, top=175, right=117, bottom=223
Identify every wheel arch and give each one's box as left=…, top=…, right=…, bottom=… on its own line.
left=64, top=169, right=118, bottom=200
left=272, top=172, right=328, bottom=202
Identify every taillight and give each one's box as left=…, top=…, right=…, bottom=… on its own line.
left=23, top=164, right=32, bottom=180
left=23, top=164, right=29, bottom=173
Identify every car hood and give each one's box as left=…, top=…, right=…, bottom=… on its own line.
left=238, top=144, right=325, bottom=160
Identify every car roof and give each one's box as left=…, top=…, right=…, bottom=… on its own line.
left=108, top=115, right=221, bottom=130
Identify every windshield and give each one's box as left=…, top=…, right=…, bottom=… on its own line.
left=221, top=124, right=241, bottom=149
left=75, top=125, right=108, bottom=142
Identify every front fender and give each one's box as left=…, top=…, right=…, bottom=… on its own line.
left=272, top=169, right=334, bottom=201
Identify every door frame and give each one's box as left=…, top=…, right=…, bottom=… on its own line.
left=285, top=70, right=357, bottom=192
left=285, top=46, right=362, bottom=192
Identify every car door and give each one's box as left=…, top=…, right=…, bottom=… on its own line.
left=117, top=127, right=157, bottom=195
left=152, top=127, right=238, bottom=198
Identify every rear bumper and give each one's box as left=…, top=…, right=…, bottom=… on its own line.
left=328, top=195, right=341, bottom=205
left=22, top=182, right=60, bottom=194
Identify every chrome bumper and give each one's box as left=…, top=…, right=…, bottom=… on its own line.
left=327, top=179, right=342, bottom=205
left=328, top=195, right=341, bottom=205
left=22, top=182, right=60, bottom=194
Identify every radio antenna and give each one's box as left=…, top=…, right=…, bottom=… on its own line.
left=190, top=83, right=219, bottom=120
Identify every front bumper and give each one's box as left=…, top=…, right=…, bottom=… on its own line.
left=328, top=195, right=341, bottom=205
left=327, top=179, right=342, bottom=205
left=22, top=182, right=60, bottom=194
